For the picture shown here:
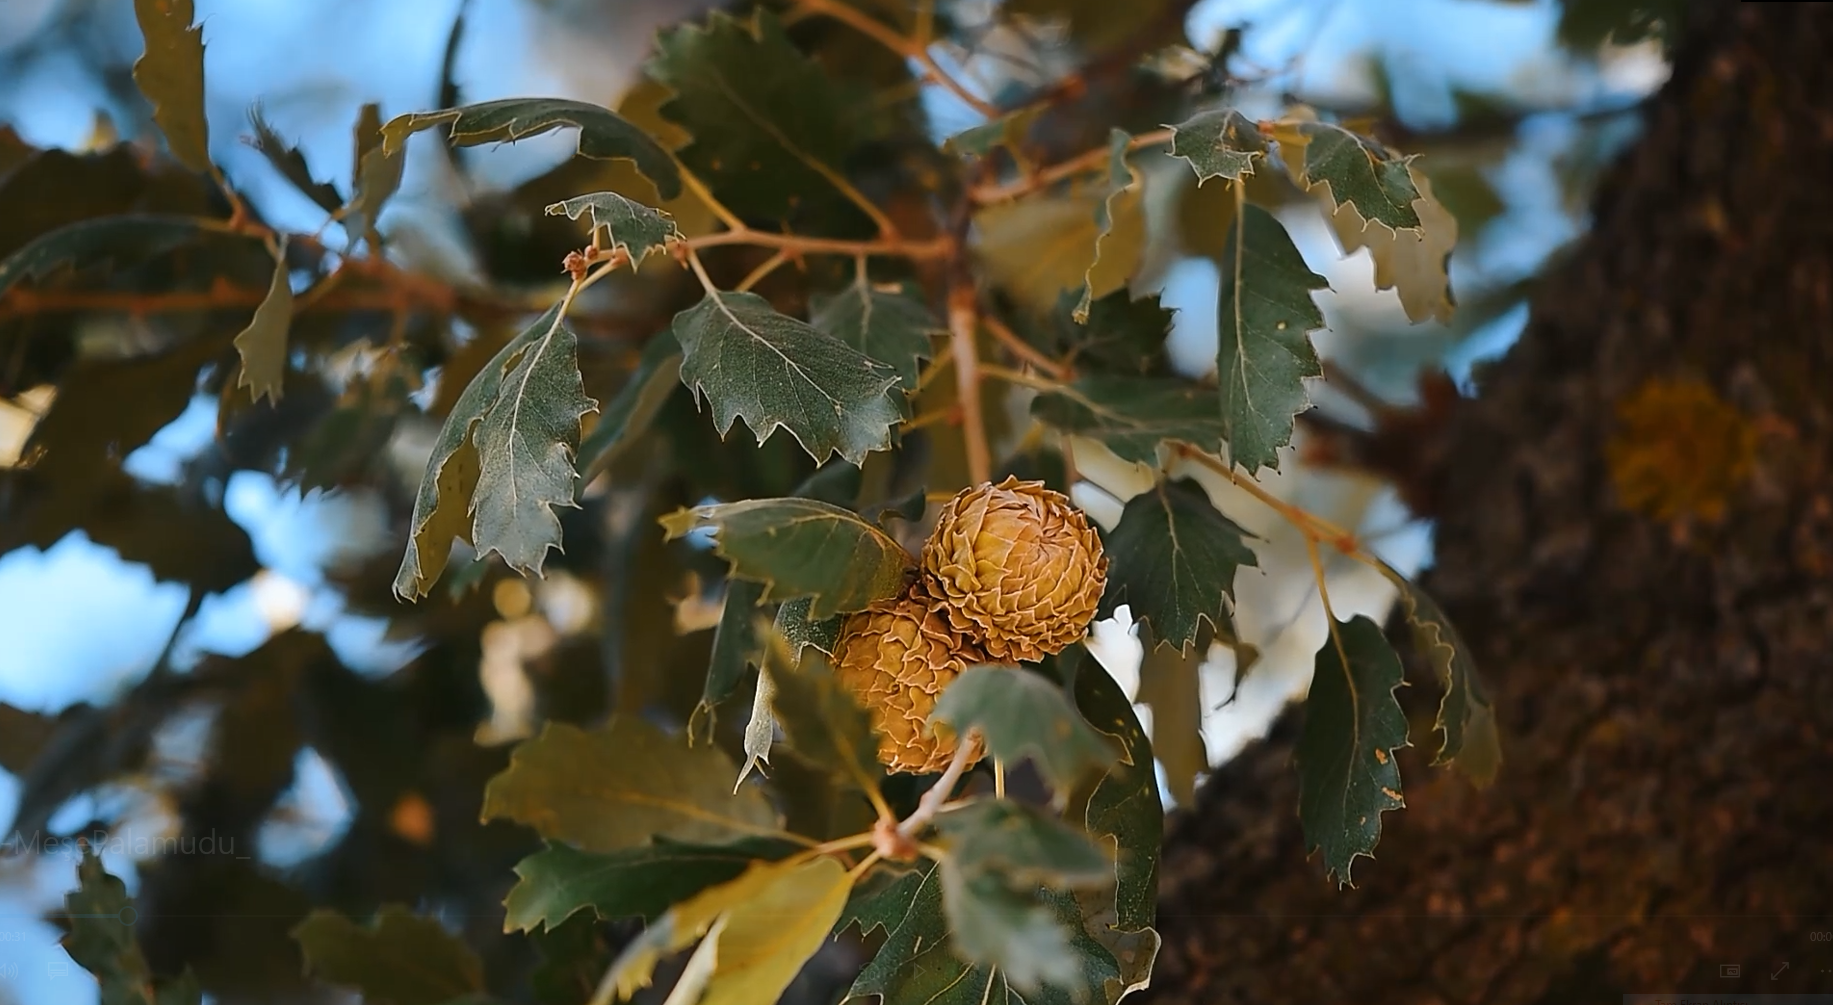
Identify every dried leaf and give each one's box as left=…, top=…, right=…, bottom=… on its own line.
left=131, top=0, right=211, bottom=173
left=232, top=241, right=293, bottom=404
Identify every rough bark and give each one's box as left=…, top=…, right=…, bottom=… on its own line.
left=1148, top=2, right=1833, bottom=1001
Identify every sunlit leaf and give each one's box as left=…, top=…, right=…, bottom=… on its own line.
left=394, top=304, right=597, bottom=598
left=1098, top=478, right=1257, bottom=651
left=502, top=837, right=802, bottom=934
left=232, top=241, right=293, bottom=405
left=131, top=0, right=210, bottom=173
left=602, top=856, right=852, bottom=1003
left=291, top=905, right=484, bottom=1005
left=1075, top=129, right=1142, bottom=320
left=545, top=191, right=681, bottom=268
left=1297, top=615, right=1410, bottom=887
left=658, top=497, right=912, bottom=620
left=1327, top=165, right=1458, bottom=324
left=1168, top=108, right=1266, bottom=184
left=649, top=10, right=868, bottom=223
left=1216, top=204, right=1328, bottom=472
left=1380, top=565, right=1501, bottom=786
left=976, top=183, right=1146, bottom=318
left=1031, top=375, right=1226, bottom=465
left=1135, top=641, right=1203, bottom=807
left=935, top=799, right=1111, bottom=888
left=672, top=290, right=904, bottom=466
left=380, top=98, right=681, bottom=199
left=931, top=666, right=1116, bottom=798
left=810, top=275, right=940, bottom=390
left=577, top=331, right=682, bottom=481
left=481, top=717, right=782, bottom=852
left=62, top=849, right=203, bottom=1005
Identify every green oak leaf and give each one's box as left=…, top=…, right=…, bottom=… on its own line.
left=248, top=107, right=343, bottom=214
left=380, top=98, right=681, bottom=198
left=1030, top=374, right=1226, bottom=465
left=577, top=331, right=682, bottom=481
left=774, top=595, right=844, bottom=661
left=131, top=0, right=210, bottom=173
left=291, top=905, right=484, bottom=1005
left=545, top=191, right=681, bottom=268
left=1168, top=108, right=1266, bottom=184
left=765, top=646, right=885, bottom=793
left=836, top=865, right=924, bottom=938
left=0, top=215, right=220, bottom=299
left=394, top=304, right=597, bottom=597
left=810, top=275, right=941, bottom=390
left=931, top=666, right=1116, bottom=798
left=935, top=799, right=1112, bottom=889
left=1326, top=165, right=1458, bottom=324
left=481, top=717, right=781, bottom=852
left=502, top=836, right=803, bottom=934
left=648, top=10, right=869, bottom=223
left=1045, top=288, right=1175, bottom=376
left=1297, top=615, right=1410, bottom=888
left=847, top=860, right=1120, bottom=1004
left=692, top=577, right=767, bottom=740
left=660, top=497, right=911, bottom=620
left=62, top=849, right=203, bottom=1005
left=1066, top=646, right=1163, bottom=1002
left=1099, top=477, right=1258, bottom=651
left=1216, top=204, right=1328, bottom=473
left=1076, top=129, right=1142, bottom=320
left=231, top=241, right=293, bottom=405
left=1379, top=564, right=1501, bottom=786
left=1275, top=119, right=1423, bottom=232
left=671, top=289, right=904, bottom=466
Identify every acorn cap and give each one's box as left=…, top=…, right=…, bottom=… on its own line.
left=831, top=587, right=986, bottom=774
left=921, top=476, right=1108, bottom=663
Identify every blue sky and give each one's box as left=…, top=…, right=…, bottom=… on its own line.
left=0, top=1, right=1664, bottom=1000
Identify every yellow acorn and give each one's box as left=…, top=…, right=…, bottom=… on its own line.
left=831, top=586, right=986, bottom=774
left=921, top=476, right=1108, bottom=663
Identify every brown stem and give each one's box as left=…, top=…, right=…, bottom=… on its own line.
left=970, top=129, right=1175, bottom=204
left=948, top=279, right=991, bottom=485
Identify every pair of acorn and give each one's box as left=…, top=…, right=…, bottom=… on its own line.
left=832, top=476, right=1109, bottom=774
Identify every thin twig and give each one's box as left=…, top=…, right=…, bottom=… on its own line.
left=686, top=229, right=951, bottom=260
left=796, top=0, right=1000, bottom=118
left=897, top=732, right=981, bottom=840
left=971, top=128, right=1175, bottom=204
left=977, top=362, right=1061, bottom=393
left=947, top=280, right=991, bottom=485
left=981, top=314, right=1068, bottom=379
left=735, top=250, right=791, bottom=292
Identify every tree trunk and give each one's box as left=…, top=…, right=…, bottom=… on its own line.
left=1147, top=2, right=1833, bottom=1001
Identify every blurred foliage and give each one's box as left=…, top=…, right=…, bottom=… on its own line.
left=0, top=0, right=1665, bottom=1001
